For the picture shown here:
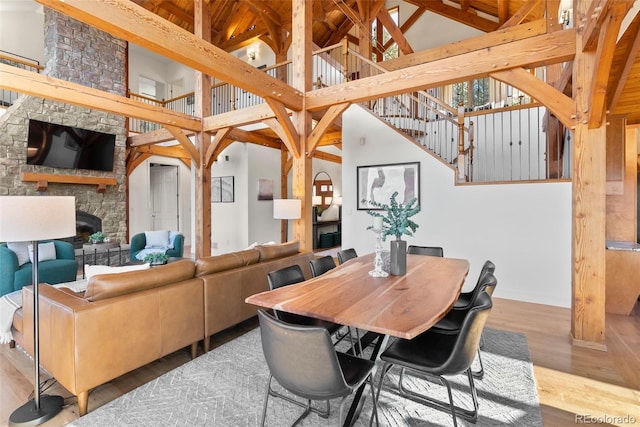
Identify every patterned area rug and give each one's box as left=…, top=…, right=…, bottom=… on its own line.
left=68, top=327, right=541, bottom=426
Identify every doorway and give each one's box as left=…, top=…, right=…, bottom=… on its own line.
left=150, top=163, right=179, bottom=231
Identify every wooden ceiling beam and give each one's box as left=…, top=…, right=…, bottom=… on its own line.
left=498, top=0, right=541, bottom=29
left=307, top=102, right=350, bottom=154
left=36, top=0, right=303, bottom=111
left=203, top=104, right=284, bottom=131
left=377, top=6, right=414, bottom=55
left=490, top=68, right=575, bottom=128
left=0, top=63, right=200, bottom=131
left=312, top=150, right=342, bottom=164
left=382, top=19, right=547, bottom=71
left=608, top=11, right=640, bottom=111
left=205, top=127, right=232, bottom=168
left=129, top=128, right=195, bottom=147
left=383, top=6, right=426, bottom=51
left=403, top=0, right=500, bottom=33
left=587, top=2, right=629, bottom=128
left=164, top=125, right=201, bottom=167
left=306, top=29, right=576, bottom=111
left=265, top=97, right=300, bottom=158
left=228, top=128, right=281, bottom=148
left=581, top=0, right=613, bottom=51
left=134, top=144, right=192, bottom=162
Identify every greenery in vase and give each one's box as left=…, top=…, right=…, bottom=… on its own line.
left=362, top=191, right=420, bottom=241
left=89, top=231, right=105, bottom=243
left=143, top=252, right=169, bottom=265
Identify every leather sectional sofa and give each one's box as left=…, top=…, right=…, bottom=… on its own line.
left=11, top=241, right=314, bottom=416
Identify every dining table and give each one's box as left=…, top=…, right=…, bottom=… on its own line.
left=245, top=252, right=470, bottom=426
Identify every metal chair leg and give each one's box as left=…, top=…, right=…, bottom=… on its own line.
left=261, top=374, right=331, bottom=426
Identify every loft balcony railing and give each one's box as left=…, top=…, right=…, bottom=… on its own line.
left=0, top=51, right=43, bottom=108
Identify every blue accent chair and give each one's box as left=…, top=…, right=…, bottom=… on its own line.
left=0, top=240, right=78, bottom=297
left=129, top=232, right=184, bottom=261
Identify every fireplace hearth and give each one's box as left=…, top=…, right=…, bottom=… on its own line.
left=74, top=211, right=102, bottom=249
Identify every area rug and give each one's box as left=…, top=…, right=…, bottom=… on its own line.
left=67, top=327, right=541, bottom=426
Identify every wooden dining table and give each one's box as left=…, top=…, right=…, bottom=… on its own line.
left=246, top=252, right=470, bottom=340
left=246, top=252, right=469, bottom=426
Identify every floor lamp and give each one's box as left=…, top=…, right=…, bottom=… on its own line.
left=273, top=199, right=301, bottom=242
left=0, top=196, right=76, bottom=426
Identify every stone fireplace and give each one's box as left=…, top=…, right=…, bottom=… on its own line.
left=0, top=10, right=128, bottom=245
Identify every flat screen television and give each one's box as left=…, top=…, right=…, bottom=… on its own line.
left=26, top=119, right=116, bottom=172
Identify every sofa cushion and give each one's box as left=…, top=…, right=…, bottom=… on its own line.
left=85, top=263, right=151, bottom=281
left=257, top=241, right=300, bottom=262
left=84, top=259, right=196, bottom=302
left=195, top=249, right=260, bottom=277
left=7, top=242, right=30, bottom=266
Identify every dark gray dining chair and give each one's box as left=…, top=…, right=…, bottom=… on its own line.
left=266, top=265, right=344, bottom=339
left=309, top=255, right=337, bottom=277
left=258, top=310, right=379, bottom=426
left=407, top=245, right=444, bottom=257
left=373, top=292, right=493, bottom=427
left=429, top=271, right=497, bottom=379
left=337, top=248, right=358, bottom=264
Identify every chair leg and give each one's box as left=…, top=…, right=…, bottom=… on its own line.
left=370, top=362, right=394, bottom=426
left=263, top=374, right=331, bottom=425
left=472, top=347, right=485, bottom=379
left=397, top=367, right=479, bottom=423
left=368, top=373, right=380, bottom=427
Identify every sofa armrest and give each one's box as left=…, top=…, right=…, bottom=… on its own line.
left=166, top=234, right=184, bottom=258
left=0, top=244, right=18, bottom=296
left=52, top=240, right=76, bottom=260
left=129, top=233, right=146, bottom=260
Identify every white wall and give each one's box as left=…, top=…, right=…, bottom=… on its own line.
left=342, top=105, right=572, bottom=307
left=128, top=156, right=192, bottom=247
left=0, top=1, right=44, bottom=65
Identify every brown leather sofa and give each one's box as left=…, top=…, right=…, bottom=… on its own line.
left=195, top=241, right=315, bottom=351
left=11, top=242, right=314, bottom=415
left=14, top=260, right=203, bottom=416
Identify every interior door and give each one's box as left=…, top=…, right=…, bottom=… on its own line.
left=150, top=164, right=179, bottom=231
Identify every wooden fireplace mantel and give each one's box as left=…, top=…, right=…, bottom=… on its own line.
left=21, top=172, right=117, bottom=193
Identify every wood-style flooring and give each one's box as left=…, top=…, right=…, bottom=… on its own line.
left=1, top=298, right=638, bottom=427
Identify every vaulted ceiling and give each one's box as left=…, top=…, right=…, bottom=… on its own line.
left=128, top=0, right=639, bottom=124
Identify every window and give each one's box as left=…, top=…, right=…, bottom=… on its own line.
left=371, top=7, right=399, bottom=61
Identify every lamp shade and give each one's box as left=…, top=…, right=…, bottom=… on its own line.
left=334, top=196, right=343, bottom=206
left=0, top=196, right=76, bottom=241
left=273, top=199, right=301, bottom=220
left=312, top=196, right=322, bottom=206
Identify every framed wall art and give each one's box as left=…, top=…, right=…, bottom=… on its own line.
left=212, top=176, right=234, bottom=203
left=357, top=162, right=420, bottom=210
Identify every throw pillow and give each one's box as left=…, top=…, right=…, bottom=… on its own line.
left=145, top=230, right=170, bottom=248
left=7, top=241, right=30, bottom=266
left=27, top=242, right=57, bottom=263
left=85, top=263, right=151, bottom=281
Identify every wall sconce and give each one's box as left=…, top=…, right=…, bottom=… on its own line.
left=247, top=47, right=257, bottom=61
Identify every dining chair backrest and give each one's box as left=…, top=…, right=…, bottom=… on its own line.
left=407, top=245, right=444, bottom=257
left=309, top=255, right=337, bottom=277
left=337, top=248, right=358, bottom=264
left=258, top=309, right=350, bottom=399
left=267, top=264, right=305, bottom=290
left=439, top=291, right=493, bottom=374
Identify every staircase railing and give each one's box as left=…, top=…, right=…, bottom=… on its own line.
left=0, top=51, right=42, bottom=108
left=125, top=42, right=566, bottom=182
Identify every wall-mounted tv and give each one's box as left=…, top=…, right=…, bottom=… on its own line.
left=27, top=119, right=116, bottom=172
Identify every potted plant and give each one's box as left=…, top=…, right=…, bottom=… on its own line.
left=143, top=252, right=169, bottom=266
left=88, top=231, right=105, bottom=244
left=363, top=191, right=420, bottom=275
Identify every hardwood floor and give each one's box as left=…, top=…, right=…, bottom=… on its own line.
left=1, top=298, right=638, bottom=427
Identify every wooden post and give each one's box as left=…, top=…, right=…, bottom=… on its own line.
left=571, top=0, right=607, bottom=350
left=280, top=148, right=289, bottom=243
left=193, top=0, right=212, bottom=259
left=290, top=0, right=313, bottom=252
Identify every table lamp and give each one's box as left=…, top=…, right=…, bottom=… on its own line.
left=0, top=196, right=76, bottom=426
left=273, top=199, right=301, bottom=242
